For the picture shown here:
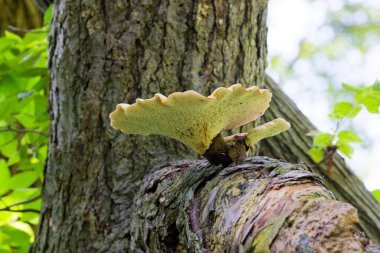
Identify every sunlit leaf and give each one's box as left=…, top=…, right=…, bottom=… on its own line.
left=337, top=140, right=353, bottom=158
left=342, top=83, right=362, bottom=92
left=0, top=244, right=12, bottom=253
left=372, top=81, right=380, bottom=91
left=373, top=190, right=380, bottom=202
left=337, top=130, right=362, bottom=143
left=0, top=160, right=10, bottom=195
left=9, top=172, right=39, bottom=190
left=0, top=224, right=30, bottom=249
left=308, top=148, right=324, bottom=163
left=4, top=32, right=21, bottom=42
left=10, top=221, right=34, bottom=242
left=329, top=101, right=361, bottom=119
left=360, top=96, right=380, bottom=113
left=44, top=5, right=54, bottom=26
left=312, top=133, right=333, bottom=148
left=7, top=152, right=20, bottom=166
left=0, top=139, right=18, bottom=158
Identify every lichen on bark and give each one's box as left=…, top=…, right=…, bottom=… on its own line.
left=130, top=157, right=373, bottom=253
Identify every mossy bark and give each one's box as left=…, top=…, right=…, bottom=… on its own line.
left=32, top=0, right=379, bottom=252
left=0, top=0, right=42, bottom=35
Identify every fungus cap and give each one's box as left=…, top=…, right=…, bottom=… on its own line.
left=110, top=84, right=272, bottom=154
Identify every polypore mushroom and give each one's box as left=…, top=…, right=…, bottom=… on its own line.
left=109, top=84, right=290, bottom=166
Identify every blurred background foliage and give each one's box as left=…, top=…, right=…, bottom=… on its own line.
left=0, top=4, right=51, bottom=252
left=0, top=0, right=379, bottom=252
left=0, top=0, right=43, bottom=36
left=267, top=0, right=380, bottom=191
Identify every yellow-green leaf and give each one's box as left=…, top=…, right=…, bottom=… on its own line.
left=373, top=190, right=380, bottom=202
left=337, top=140, right=353, bottom=158
left=308, top=148, right=324, bottom=163
left=337, top=130, right=362, bottom=143
left=9, top=172, right=39, bottom=190
left=312, top=133, right=332, bottom=148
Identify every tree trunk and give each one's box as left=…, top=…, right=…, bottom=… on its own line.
left=0, top=0, right=42, bottom=35
left=33, top=0, right=379, bottom=252
left=34, top=0, right=268, bottom=252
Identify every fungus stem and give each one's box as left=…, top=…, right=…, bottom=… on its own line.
left=203, top=133, right=232, bottom=167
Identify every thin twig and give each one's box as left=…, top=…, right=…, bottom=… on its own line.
left=7, top=25, right=48, bottom=34
left=0, top=127, right=48, bottom=137
left=0, top=208, right=40, bottom=214
left=0, top=195, right=41, bottom=214
left=2, top=195, right=41, bottom=209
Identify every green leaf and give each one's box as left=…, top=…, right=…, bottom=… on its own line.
left=373, top=190, right=380, bottom=202
left=9, top=171, right=39, bottom=190
left=372, top=81, right=380, bottom=91
left=337, top=140, right=353, bottom=158
left=0, top=139, right=18, bottom=158
left=7, top=152, right=20, bottom=166
left=32, top=76, right=49, bottom=91
left=3, top=188, right=40, bottom=204
left=308, top=148, right=324, bottom=163
left=0, top=160, right=11, bottom=195
left=0, top=244, right=12, bottom=253
left=44, top=5, right=54, bottom=26
left=342, top=83, right=362, bottom=92
left=18, top=68, right=48, bottom=77
left=337, top=130, right=362, bottom=143
left=0, top=224, right=31, bottom=247
left=33, top=94, right=48, bottom=115
left=329, top=102, right=361, bottom=119
left=347, top=106, right=361, bottom=118
left=312, top=133, right=333, bottom=148
left=360, top=96, right=380, bottom=113
left=4, top=31, right=21, bottom=42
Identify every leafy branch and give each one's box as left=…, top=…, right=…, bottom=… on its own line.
left=308, top=81, right=380, bottom=175
left=0, top=195, right=41, bottom=214
left=0, top=126, right=48, bottom=137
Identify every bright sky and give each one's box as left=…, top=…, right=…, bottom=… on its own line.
left=267, top=0, right=380, bottom=190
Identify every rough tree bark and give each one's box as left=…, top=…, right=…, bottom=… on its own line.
left=0, top=0, right=42, bottom=35
left=33, top=0, right=379, bottom=252
left=130, top=157, right=376, bottom=252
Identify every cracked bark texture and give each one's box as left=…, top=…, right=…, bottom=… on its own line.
left=33, top=0, right=268, bottom=252
left=130, top=157, right=377, bottom=253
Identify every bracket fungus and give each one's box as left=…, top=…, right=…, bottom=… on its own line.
left=110, top=84, right=290, bottom=166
